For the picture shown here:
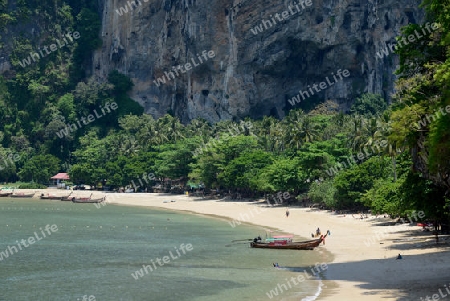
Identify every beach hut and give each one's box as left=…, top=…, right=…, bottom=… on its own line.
left=50, top=173, right=70, bottom=189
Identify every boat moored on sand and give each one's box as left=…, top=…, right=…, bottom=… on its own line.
left=10, top=192, right=35, bottom=198
left=71, top=196, right=106, bottom=203
left=40, top=193, right=72, bottom=200
left=250, top=234, right=327, bottom=250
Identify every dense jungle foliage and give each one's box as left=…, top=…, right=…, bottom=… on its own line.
left=0, top=0, right=448, bottom=228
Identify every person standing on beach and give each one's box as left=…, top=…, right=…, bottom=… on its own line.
left=286, top=208, right=290, bottom=217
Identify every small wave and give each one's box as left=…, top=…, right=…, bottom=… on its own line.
left=301, top=279, right=323, bottom=301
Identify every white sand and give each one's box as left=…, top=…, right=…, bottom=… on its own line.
left=19, top=190, right=450, bottom=300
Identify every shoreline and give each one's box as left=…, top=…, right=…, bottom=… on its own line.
left=6, top=189, right=450, bottom=300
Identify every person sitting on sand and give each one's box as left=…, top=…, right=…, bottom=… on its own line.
left=396, top=254, right=402, bottom=259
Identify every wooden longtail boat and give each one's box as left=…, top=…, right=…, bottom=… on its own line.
left=250, top=235, right=327, bottom=250
left=71, top=193, right=93, bottom=202
left=71, top=196, right=106, bottom=204
left=265, top=235, right=294, bottom=242
left=60, top=192, right=74, bottom=201
left=0, top=192, right=12, bottom=197
left=10, top=192, right=35, bottom=198
left=40, top=193, right=72, bottom=200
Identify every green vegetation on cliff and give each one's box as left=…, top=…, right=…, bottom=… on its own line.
left=0, top=1, right=448, bottom=229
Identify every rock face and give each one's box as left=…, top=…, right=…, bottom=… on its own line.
left=94, top=0, right=424, bottom=123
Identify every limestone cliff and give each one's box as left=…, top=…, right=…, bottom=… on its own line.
left=94, top=0, right=424, bottom=123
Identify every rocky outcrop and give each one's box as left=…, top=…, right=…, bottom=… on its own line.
left=94, top=0, right=424, bottom=123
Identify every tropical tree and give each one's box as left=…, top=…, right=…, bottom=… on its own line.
left=19, top=154, right=60, bottom=184
left=308, top=180, right=337, bottom=208
left=350, top=94, right=387, bottom=116
left=333, top=157, right=391, bottom=209
left=220, top=150, right=273, bottom=192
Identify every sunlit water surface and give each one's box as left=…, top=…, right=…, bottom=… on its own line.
left=0, top=199, right=330, bottom=301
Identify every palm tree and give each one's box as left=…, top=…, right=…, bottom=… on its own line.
left=185, top=118, right=212, bottom=139
left=299, top=116, right=318, bottom=144
left=282, top=109, right=305, bottom=150
left=271, top=121, right=285, bottom=153
left=371, top=114, right=406, bottom=181
left=119, top=135, right=140, bottom=156
left=257, top=116, right=278, bottom=152
left=153, top=115, right=183, bottom=143
left=346, top=115, right=368, bottom=152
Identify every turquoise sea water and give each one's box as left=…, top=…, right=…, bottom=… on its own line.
left=0, top=199, right=330, bottom=301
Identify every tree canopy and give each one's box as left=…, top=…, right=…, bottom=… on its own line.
left=0, top=0, right=448, bottom=229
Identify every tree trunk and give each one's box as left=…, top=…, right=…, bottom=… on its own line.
left=392, top=156, right=397, bottom=182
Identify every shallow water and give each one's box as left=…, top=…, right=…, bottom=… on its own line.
left=0, top=199, right=330, bottom=301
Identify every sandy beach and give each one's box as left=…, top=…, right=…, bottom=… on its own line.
left=12, top=189, right=450, bottom=300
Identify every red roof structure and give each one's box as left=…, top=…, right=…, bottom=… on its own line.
left=50, top=173, right=70, bottom=180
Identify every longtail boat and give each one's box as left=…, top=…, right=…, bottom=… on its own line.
left=0, top=191, right=12, bottom=197
left=250, top=234, right=327, bottom=250
left=72, top=196, right=106, bottom=204
left=265, top=235, right=294, bottom=243
left=10, top=192, right=35, bottom=198
left=40, top=193, right=72, bottom=200
left=71, top=193, right=93, bottom=202
left=60, top=192, right=74, bottom=201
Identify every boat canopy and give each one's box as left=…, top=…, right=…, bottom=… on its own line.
left=272, top=235, right=294, bottom=238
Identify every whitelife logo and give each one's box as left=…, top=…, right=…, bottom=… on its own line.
left=153, top=50, right=215, bottom=87
left=266, top=262, right=328, bottom=299
left=18, top=31, right=80, bottom=68
left=420, top=283, right=450, bottom=301
left=131, top=243, right=193, bottom=280
left=288, top=69, right=350, bottom=106
left=375, top=22, right=440, bottom=59
left=250, top=0, right=313, bottom=35
left=55, top=102, right=118, bottom=139
left=0, top=224, right=58, bottom=261
left=324, top=140, right=390, bottom=177
left=130, top=172, right=156, bottom=192
left=115, top=0, right=149, bottom=16
left=416, top=105, right=450, bottom=130
left=0, top=153, right=20, bottom=171
left=192, top=121, right=253, bottom=157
